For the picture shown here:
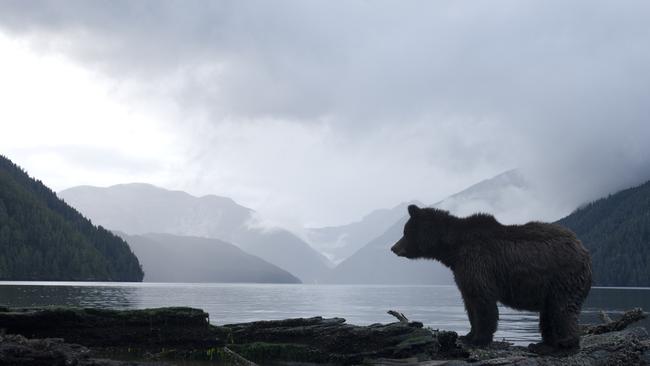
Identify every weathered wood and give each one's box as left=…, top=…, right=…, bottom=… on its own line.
left=223, top=316, right=466, bottom=364
left=598, top=310, right=613, bottom=324
left=387, top=310, right=410, bottom=323
left=0, top=307, right=464, bottom=365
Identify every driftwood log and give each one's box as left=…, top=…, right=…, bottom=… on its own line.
left=387, top=310, right=409, bottom=323
left=0, top=306, right=464, bottom=365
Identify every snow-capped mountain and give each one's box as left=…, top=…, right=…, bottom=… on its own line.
left=305, top=201, right=422, bottom=265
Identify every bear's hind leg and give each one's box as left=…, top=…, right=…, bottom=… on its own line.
left=552, top=292, right=583, bottom=351
left=529, top=303, right=559, bottom=355
left=554, top=306, right=580, bottom=350
left=539, top=302, right=557, bottom=347
left=531, top=299, right=580, bottom=354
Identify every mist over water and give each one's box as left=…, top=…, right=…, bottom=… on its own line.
left=1, top=282, right=648, bottom=346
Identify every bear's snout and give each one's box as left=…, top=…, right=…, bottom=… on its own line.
left=391, top=237, right=407, bottom=256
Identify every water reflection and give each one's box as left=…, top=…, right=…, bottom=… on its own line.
left=1, top=282, right=648, bottom=346
left=0, top=282, right=139, bottom=309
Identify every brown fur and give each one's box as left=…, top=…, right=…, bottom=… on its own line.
left=391, top=205, right=592, bottom=351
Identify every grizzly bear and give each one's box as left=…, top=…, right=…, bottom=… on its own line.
left=391, top=205, right=592, bottom=353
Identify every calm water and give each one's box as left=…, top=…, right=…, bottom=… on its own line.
left=1, top=282, right=649, bottom=345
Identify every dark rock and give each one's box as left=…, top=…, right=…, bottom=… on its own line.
left=0, top=334, right=167, bottom=366
left=432, top=327, right=650, bottom=366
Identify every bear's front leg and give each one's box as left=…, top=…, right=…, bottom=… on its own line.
left=461, top=294, right=498, bottom=346
left=459, top=293, right=478, bottom=343
left=471, top=300, right=498, bottom=346
left=456, top=268, right=498, bottom=347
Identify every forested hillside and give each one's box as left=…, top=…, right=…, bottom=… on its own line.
left=557, top=180, right=650, bottom=286
left=0, top=155, right=143, bottom=281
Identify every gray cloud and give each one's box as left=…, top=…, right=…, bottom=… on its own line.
left=1, top=0, right=649, bottom=225
left=10, top=145, right=164, bottom=174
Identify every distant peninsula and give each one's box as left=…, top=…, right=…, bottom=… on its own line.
left=119, top=232, right=301, bottom=284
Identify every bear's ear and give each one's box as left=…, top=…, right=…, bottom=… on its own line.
left=408, top=204, right=421, bottom=218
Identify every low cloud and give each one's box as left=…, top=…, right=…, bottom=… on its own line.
left=1, top=1, right=649, bottom=225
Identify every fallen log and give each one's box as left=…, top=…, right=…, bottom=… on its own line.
left=223, top=316, right=466, bottom=364
left=0, top=306, right=463, bottom=364
left=0, top=306, right=221, bottom=350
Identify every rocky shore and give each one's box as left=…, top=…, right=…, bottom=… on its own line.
left=0, top=306, right=648, bottom=365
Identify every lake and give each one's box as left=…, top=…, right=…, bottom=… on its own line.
left=1, top=282, right=648, bottom=345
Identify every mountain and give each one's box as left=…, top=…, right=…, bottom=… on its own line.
left=556, top=179, right=650, bottom=286
left=231, top=227, right=332, bottom=283
left=306, top=201, right=422, bottom=264
left=117, top=233, right=300, bottom=283
left=58, top=183, right=252, bottom=238
left=323, top=169, right=537, bottom=284
left=323, top=215, right=454, bottom=284
left=59, top=183, right=331, bottom=283
left=435, top=169, right=534, bottom=224
left=0, top=155, right=143, bottom=281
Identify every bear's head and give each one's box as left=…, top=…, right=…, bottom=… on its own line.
left=391, top=204, right=452, bottom=262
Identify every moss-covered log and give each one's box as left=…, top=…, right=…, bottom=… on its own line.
left=0, top=306, right=223, bottom=350
left=223, top=317, right=465, bottom=364
left=0, top=306, right=461, bottom=364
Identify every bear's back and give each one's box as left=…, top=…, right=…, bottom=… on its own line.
left=503, top=222, right=578, bottom=243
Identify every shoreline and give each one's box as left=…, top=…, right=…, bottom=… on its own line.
left=2, top=283, right=649, bottom=347
left=3, top=281, right=650, bottom=288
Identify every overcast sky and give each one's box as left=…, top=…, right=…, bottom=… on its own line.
left=1, top=1, right=649, bottom=227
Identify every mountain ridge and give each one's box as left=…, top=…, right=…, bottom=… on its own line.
left=59, top=183, right=331, bottom=283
